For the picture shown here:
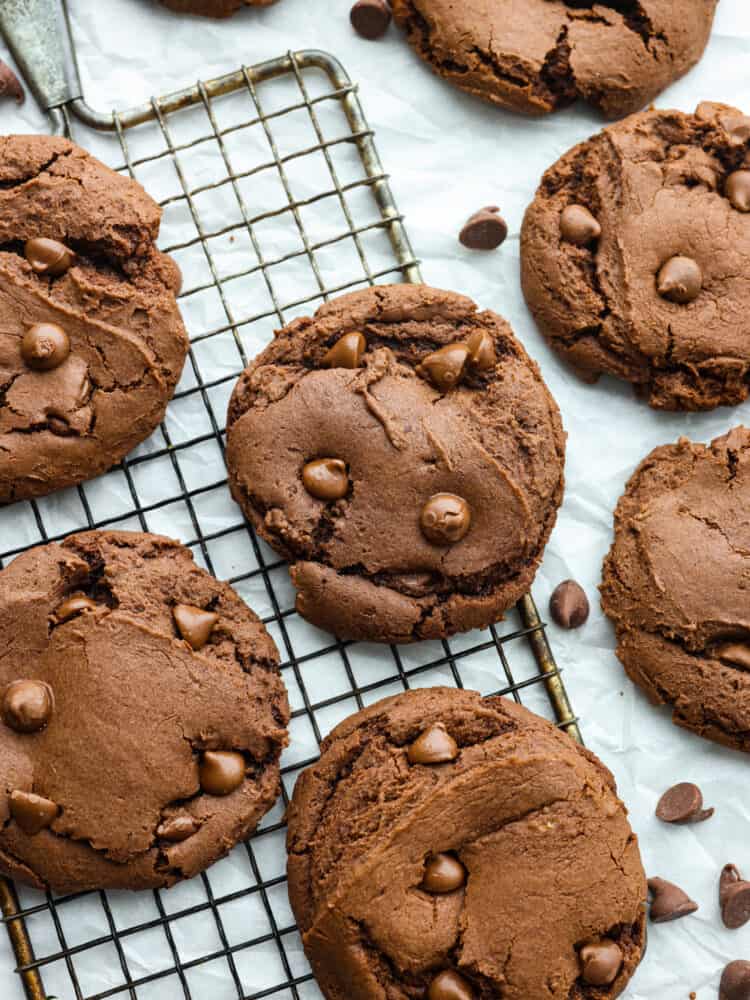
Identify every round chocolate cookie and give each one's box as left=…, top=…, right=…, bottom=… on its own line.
left=226, top=284, right=565, bottom=644
left=287, top=687, right=647, bottom=1000
left=157, top=0, right=277, bottom=15
left=0, top=530, right=288, bottom=893
left=522, top=102, right=750, bottom=411
left=602, top=426, right=750, bottom=752
left=0, top=135, right=188, bottom=503
left=391, top=0, right=717, bottom=120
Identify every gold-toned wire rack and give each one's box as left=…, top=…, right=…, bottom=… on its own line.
left=0, top=5, right=581, bottom=997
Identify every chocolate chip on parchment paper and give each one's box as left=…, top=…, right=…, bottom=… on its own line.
left=721, top=961, right=750, bottom=1000
left=350, top=0, right=391, bottom=39
left=720, top=864, right=750, bottom=930
left=459, top=206, right=508, bottom=251
left=549, top=580, right=589, bottom=629
left=0, top=60, right=24, bottom=105
left=656, top=782, right=714, bottom=824
left=647, top=877, right=698, bottom=923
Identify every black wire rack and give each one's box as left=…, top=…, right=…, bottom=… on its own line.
left=0, top=42, right=581, bottom=1000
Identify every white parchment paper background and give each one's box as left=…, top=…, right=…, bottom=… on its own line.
left=2, top=1, right=750, bottom=997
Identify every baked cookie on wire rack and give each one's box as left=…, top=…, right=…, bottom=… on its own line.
left=226, top=284, right=565, bottom=644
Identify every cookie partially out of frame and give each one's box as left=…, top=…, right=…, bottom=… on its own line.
left=0, top=135, right=188, bottom=502
left=0, top=531, right=289, bottom=893
left=391, top=0, right=717, bottom=119
left=287, top=687, right=647, bottom=1000
left=521, top=102, right=750, bottom=411
left=602, top=427, right=750, bottom=753
left=226, top=284, right=565, bottom=644
left=158, top=0, right=278, bottom=15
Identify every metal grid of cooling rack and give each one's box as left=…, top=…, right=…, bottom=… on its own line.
left=0, top=45, right=581, bottom=1000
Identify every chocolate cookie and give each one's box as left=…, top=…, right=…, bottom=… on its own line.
left=391, top=1, right=717, bottom=120
left=0, top=135, right=188, bottom=502
left=157, top=0, right=277, bottom=15
left=521, top=103, right=750, bottom=411
left=226, top=284, right=565, bottom=643
left=601, top=427, right=750, bottom=752
left=0, top=530, right=288, bottom=893
left=287, top=687, right=647, bottom=1000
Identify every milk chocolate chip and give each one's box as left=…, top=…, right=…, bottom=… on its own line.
left=55, top=593, right=97, bottom=621
left=322, top=332, right=366, bottom=369
left=350, top=0, right=391, bottom=39
left=420, top=494, right=471, bottom=546
left=157, top=815, right=200, bottom=843
left=656, top=782, right=713, bottom=824
left=407, top=724, right=458, bottom=765
left=417, top=344, right=471, bottom=392
left=302, top=459, right=349, bottom=500
left=717, top=642, right=750, bottom=671
left=21, top=323, right=70, bottom=371
left=459, top=206, right=508, bottom=251
left=421, top=853, right=466, bottom=893
left=25, top=238, right=75, bottom=277
left=173, top=604, right=219, bottom=651
left=720, top=864, right=750, bottom=929
left=2, top=680, right=53, bottom=734
left=466, top=330, right=496, bottom=372
left=648, top=877, right=698, bottom=922
left=579, top=940, right=623, bottom=987
left=0, top=61, right=24, bottom=105
left=549, top=580, right=589, bottom=629
left=657, top=256, right=702, bottom=304
left=427, top=970, right=474, bottom=1000
left=721, top=961, right=750, bottom=1000
left=199, top=751, right=245, bottom=796
left=9, top=791, right=59, bottom=835
left=560, top=205, right=601, bottom=247
left=727, top=171, right=750, bottom=213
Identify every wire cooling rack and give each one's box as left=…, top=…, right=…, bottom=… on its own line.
left=0, top=37, right=581, bottom=1000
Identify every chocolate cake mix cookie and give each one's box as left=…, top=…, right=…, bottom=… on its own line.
left=287, top=687, right=647, bottom=1000
left=0, top=134, right=188, bottom=503
left=601, top=427, right=750, bottom=751
left=0, top=530, right=288, bottom=893
left=391, top=0, right=717, bottom=119
left=226, top=284, right=565, bottom=644
left=522, top=102, right=750, bottom=411
left=158, top=0, right=277, bottom=15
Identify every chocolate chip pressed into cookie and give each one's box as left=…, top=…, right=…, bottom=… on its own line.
left=601, top=427, right=750, bottom=752
left=0, top=530, right=289, bottom=893
left=287, top=687, right=647, bottom=1000
left=0, top=135, right=188, bottom=502
left=391, top=0, right=718, bottom=119
left=521, top=103, right=750, bottom=410
left=226, top=284, right=565, bottom=644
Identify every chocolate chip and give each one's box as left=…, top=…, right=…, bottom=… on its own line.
left=0, top=60, right=24, bottom=105
left=720, top=864, right=750, bottom=929
left=421, top=853, right=466, bottom=893
left=648, top=877, right=698, bottom=922
left=560, top=204, right=602, bottom=247
left=322, top=332, right=366, bottom=369
left=199, top=751, right=246, bottom=796
left=718, top=642, right=750, bottom=671
left=407, top=724, right=458, bottom=765
left=657, top=256, right=702, bottom=304
left=302, top=458, right=350, bottom=500
left=459, top=206, right=508, bottom=251
left=25, top=238, right=75, bottom=277
left=21, top=323, right=70, bottom=371
left=579, top=940, right=623, bottom=987
left=427, top=970, right=474, bottom=1000
left=727, top=171, right=750, bottom=213
left=721, top=961, right=750, bottom=1000
left=420, top=493, right=472, bottom=546
left=549, top=580, right=589, bottom=629
left=350, top=0, right=391, bottom=39
left=9, top=790, right=59, bottom=835
left=417, top=343, right=471, bottom=392
left=55, top=593, right=97, bottom=621
left=157, top=815, right=200, bottom=843
left=466, top=330, right=496, bottom=372
left=1, top=680, right=54, bottom=734
left=173, top=604, right=219, bottom=651
left=656, top=782, right=714, bottom=824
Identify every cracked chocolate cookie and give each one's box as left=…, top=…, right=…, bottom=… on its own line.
left=391, top=0, right=717, bottom=120
left=521, top=102, right=750, bottom=411
left=602, top=427, right=750, bottom=752
left=225, top=284, right=565, bottom=644
left=0, top=530, right=289, bottom=893
left=287, top=687, right=647, bottom=1000
left=157, top=0, right=278, bottom=15
left=0, top=134, right=188, bottom=503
